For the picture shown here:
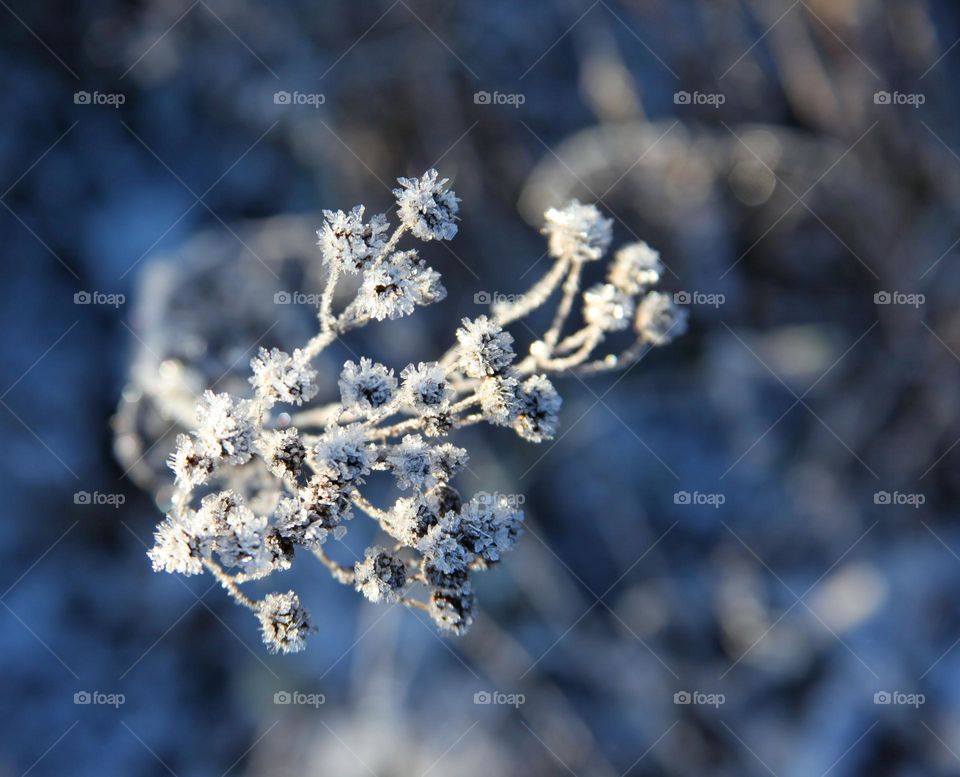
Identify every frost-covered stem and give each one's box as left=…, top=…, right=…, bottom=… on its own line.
left=353, top=494, right=391, bottom=522
left=492, top=257, right=570, bottom=326
left=572, top=338, right=652, bottom=375
left=537, top=329, right=604, bottom=371
left=202, top=558, right=257, bottom=610
left=317, top=263, right=342, bottom=333
left=542, top=260, right=583, bottom=350
left=374, top=224, right=406, bottom=264
left=367, top=394, right=481, bottom=440
left=312, top=546, right=355, bottom=584
left=302, top=328, right=338, bottom=362
left=400, top=596, right=429, bottom=612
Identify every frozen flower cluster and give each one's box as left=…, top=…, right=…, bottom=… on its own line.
left=148, top=172, right=684, bottom=653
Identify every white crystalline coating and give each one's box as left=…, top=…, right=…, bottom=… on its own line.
left=477, top=374, right=520, bottom=427
left=353, top=546, right=407, bottom=603
left=357, top=250, right=446, bottom=321
left=168, top=433, right=215, bottom=488
left=249, top=347, right=318, bottom=408
left=514, top=374, right=562, bottom=443
left=542, top=200, right=613, bottom=262
left=339, top=358, right=397, bottom=415
left=456, top=316, right=515, bottom=378
left=609, top=241, right=663, bottom=294
left=583, top=283, right=635, bottom=332
left=314, top=423, right=373, bottom=483
left=400, top=361, right=452, bottom=414
left=148, top=516, right=202, bottom=575
left=258, top=591, right=312, bottom=654
left=195, top=391, right=258, bottom=465
left=635, top=291, right=688, bottom=345
left=317, top=205, right=390, bottom=272
left=393, top=169, right=460, bottom=241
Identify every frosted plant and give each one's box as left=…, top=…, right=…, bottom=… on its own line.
left=147, top=170, right=686, bottom=653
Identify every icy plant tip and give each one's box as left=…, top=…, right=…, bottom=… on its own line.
left=148, top=171, right=685, bottom=653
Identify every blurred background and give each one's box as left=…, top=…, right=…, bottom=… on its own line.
left=3, top=0, right=960, bottom=774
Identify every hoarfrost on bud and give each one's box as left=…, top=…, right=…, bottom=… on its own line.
left=478, top=374, right=520, bottom=426
left=149, top=516, right=202, bottom=575
left=317, top=205, right=390, bottom=272
left=609, top=241, right=663, bottom=294
left=542, top=200, right=613, bottom=262
left=635, top=291, right=688, bottom=345
left=393, top=169, right=460, bottom=241
left=429, top=586, right=475, bottom=636
left=258, top=427, right=306, bottom=482
left=258, top=591, right=312, bottom=654
left=456, top=316, right=515, bottom=378
left=314, top=424, right=373, bottom=483
left=339, top=358, right=397, bottom=415
left=354, top=546, right=407, bottom=603
left=195, top=391, right=258, bottom=465
left=400, top=361, right=452, bottom=414
left=168, top=433, right=215, bottom=488
left=357, top=250, right=446, bottom=321
left=249, top=347, right=318, bottom=408
left=583, top=283, right=635, bottom=332
left=514, top=375, right=561, bottom=443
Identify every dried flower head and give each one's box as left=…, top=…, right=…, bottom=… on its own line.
left=317, top=205, right=390, bottom=272
left=249, top=347, right=318, bottom=408
left=543, top=200, right=613, bottom=262
left=258, top=591, right=312, bottom=654
left=393, top=169, right=460, bottom=241
left=148, top=168, right=682, bottom=650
